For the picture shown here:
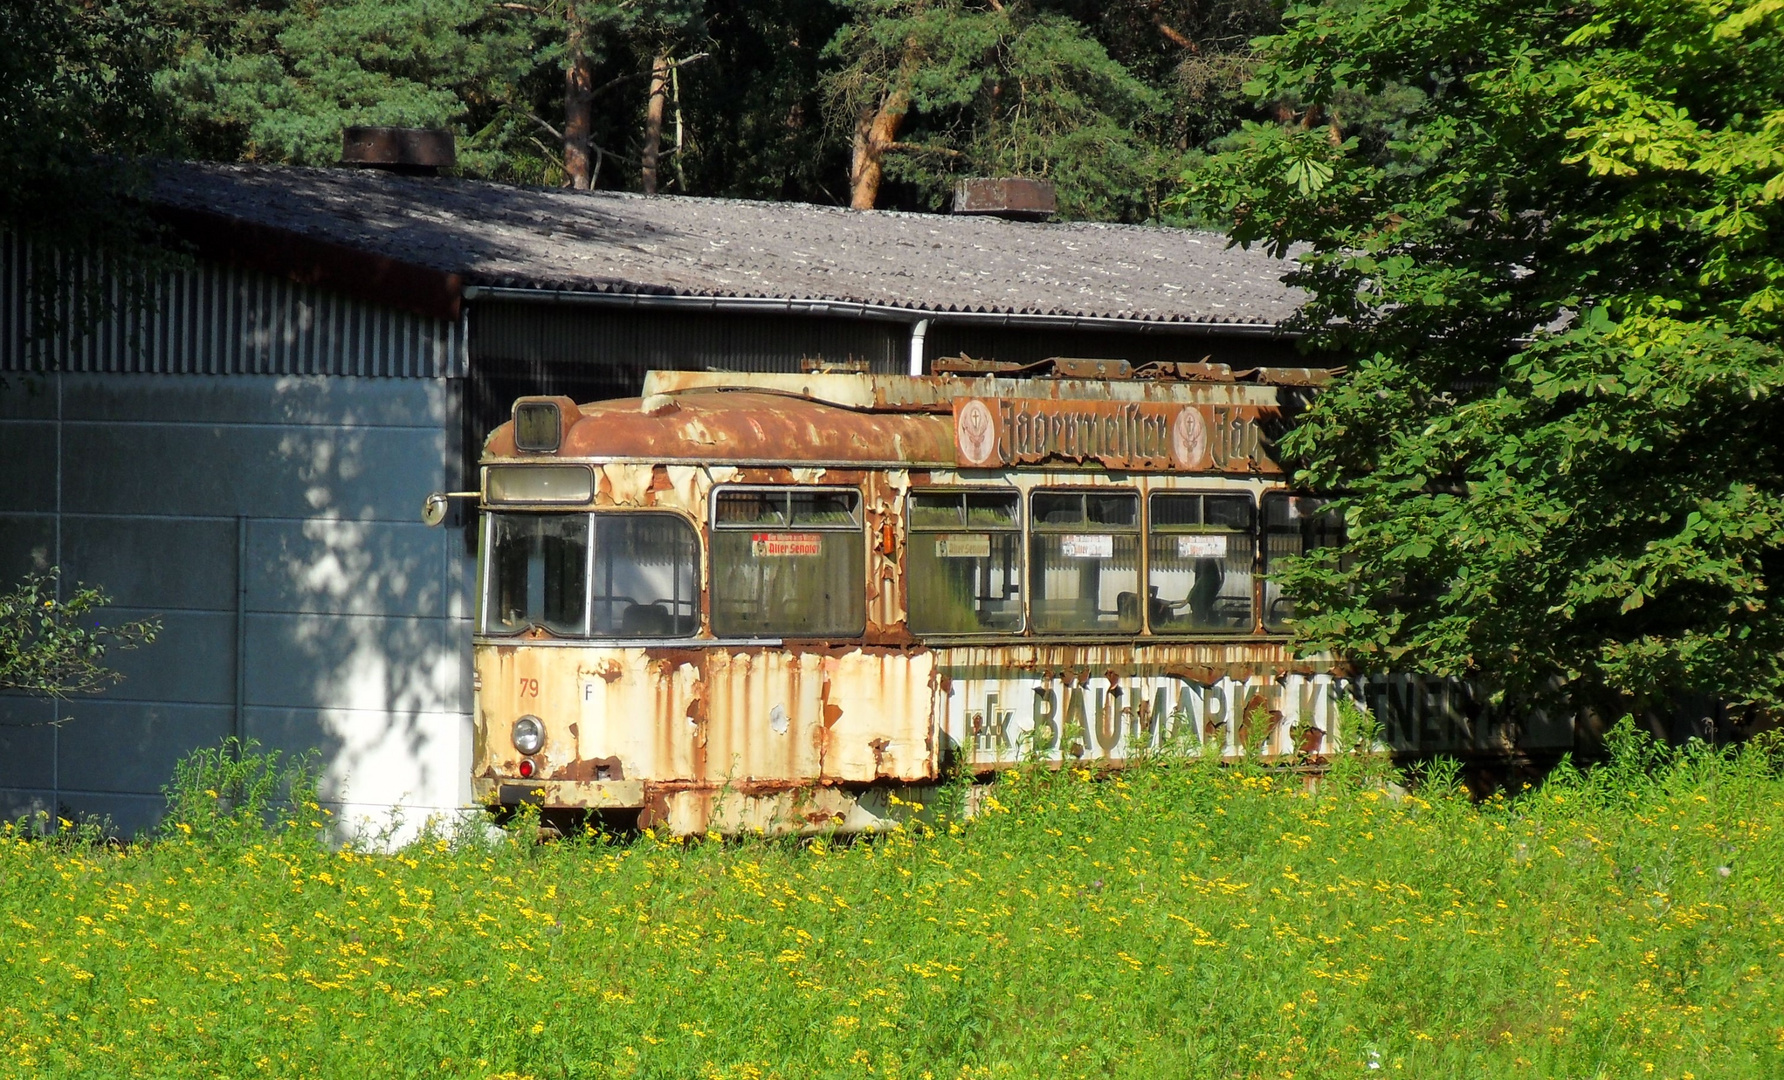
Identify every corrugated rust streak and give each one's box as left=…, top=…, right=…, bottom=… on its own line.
left=485, top=373, right=1291, bottom=473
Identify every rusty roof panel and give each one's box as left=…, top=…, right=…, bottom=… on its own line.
left=485, top=373, right=1287, bottom=472
left=638, top=369, right=1291, bottom=409
left=488, top=391, right=961, bottom=466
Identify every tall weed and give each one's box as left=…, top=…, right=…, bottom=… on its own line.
left=4, top=725, right=1783, bottom=1078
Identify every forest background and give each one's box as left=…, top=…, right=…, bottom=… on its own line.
left=5, top=0, right=1782, bottom=722
left=35, top=0, right=1283, bottom=221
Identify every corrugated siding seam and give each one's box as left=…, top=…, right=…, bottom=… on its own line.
left=0, top=236, right=463, bottom=378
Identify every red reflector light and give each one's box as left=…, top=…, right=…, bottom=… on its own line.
left=518, top=759, right=536, bottom=778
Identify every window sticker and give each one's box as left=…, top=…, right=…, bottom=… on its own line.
left=1177, top=534, right=1229, bottom=558
left=934, top=534, right=993, bottom=558
left=1059, top=534, right=1114, bottom=558
left=752, top=533, right=822, bottom=557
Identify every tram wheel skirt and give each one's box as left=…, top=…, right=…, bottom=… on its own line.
left=475, top=776, right=955, bottom=836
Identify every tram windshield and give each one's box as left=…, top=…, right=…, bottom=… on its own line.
left=483, top=512, right=699, bottom=637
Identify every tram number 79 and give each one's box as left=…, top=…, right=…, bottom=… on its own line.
left=518, top=677, right=540, bottom=699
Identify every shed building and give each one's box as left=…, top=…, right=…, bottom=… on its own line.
left=0, top=160, right=1307, bottom=836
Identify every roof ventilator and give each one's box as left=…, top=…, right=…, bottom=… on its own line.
left=340, top=126, right=457, bottom=177
left=951, top=178, right=1058, bottom=222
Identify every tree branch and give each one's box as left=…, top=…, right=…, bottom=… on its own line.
left=885, top=141, right=964, bottom=158
left=526, top=111, right=564, bottom=141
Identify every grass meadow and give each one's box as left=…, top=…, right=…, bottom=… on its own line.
left=4, top=727, right=1784, bottom=1079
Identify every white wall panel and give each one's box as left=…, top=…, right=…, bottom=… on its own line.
left=61, top=517, right=239, bottom=610
left=54, top=701, right=234, bottom=794
left=248, top=519, right=452, bottom=617
left=62, top=372, right=448, bottom=427
left=243, top=612, right=462, bottom=713
left=0, top=515, right=54, bottom=582
left=244, top=706, right=474, bottom=814
left=62, top=423, right=445, bottom=520
left=0, top=423, right=57, bottom=512
left=0, top=372, right=478, bottom=840
left=97, top=609, right=238, bottom=705
left=0, top=698, right=56, bottom=787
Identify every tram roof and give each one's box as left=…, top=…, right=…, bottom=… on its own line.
left=147, top=160, right=1306, bottom=328
left=484, top=370, right=1295, bottom=470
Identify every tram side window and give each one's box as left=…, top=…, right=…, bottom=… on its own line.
left=906, top=491, right=1023, bottom=634
left=711, top=489, right=865, bottom=637
left=1148, top=493, right=1256, bottom=633
left=1261, top=494, right=1347, bottom=631
left=484, top=513, right=590, bottom=635
left=589, top=514, right=700, bottom=638
left=1029, top=490, right=1142, bottom=634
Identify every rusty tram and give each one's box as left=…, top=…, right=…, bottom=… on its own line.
left=458, top=361, right=1570, bottom=834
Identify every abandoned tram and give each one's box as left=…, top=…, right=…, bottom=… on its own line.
left=452, top=361, right=1571, bottom=833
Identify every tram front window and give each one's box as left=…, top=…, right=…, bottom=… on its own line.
left=711, top=488, right=865, bottom=637
left=588, top=515, right=700, bottom=637
left=484, top=513, right=589, bottom=635
left=907, top=491, right=1023, bottom=634
left=1029, top=490, right=1141, bottom=634
left=482, top=512, right=700, bottom=637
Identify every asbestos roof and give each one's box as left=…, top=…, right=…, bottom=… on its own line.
left=148, top=159, right=1304, bottom=327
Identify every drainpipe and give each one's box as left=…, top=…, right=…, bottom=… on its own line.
left=908, top=318, right=930, bottom=376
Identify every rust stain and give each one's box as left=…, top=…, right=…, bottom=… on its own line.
left=550, top=755, right=626, bottom=782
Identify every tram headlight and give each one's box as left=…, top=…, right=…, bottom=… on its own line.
left=512, top=715, right=545, bottom=756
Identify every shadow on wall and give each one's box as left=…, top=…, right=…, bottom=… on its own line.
left=247, top=382, right=475, bottom=840
left=0, top=372, right=475, bottom=841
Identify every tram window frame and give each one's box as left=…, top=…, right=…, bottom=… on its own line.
left=709, top=486, right=867, bottom=638
left=479, top=511, right=703, bottom=639
left=1146, top=492, right=1258, bottom=635
left=905, top=489, right=1024, bottom=635
left=1261, top=493, right=1347, bottom=632
left=1027, top=488, right=1143, bottom=635
left=480, top=512, right=592, bottom=637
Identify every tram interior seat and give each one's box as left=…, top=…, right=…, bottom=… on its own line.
left=1115, top=592, right=1143, bottom=633
left=620, top=601, right=676, bottom=636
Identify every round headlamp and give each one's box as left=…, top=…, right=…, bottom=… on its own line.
left=512, top=715, right=545, bottom=756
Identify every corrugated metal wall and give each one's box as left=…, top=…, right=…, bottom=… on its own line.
left=0, top=236, right=463, bottom=377
left=469, top=302, right=902, bottom=377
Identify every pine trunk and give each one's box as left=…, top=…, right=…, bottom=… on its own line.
left=641, top=55, right=672, bottom=195
left=849, top=86, right=908, bottom=211
left=564, top=20, right=595, bottom=190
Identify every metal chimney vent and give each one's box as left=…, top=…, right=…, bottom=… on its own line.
left=340, top=127, right=457, bottom=176
left=951, top=178, right=1058, bottom=221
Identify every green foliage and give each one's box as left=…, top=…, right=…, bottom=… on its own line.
left=158, top=737, right=323, bottom=846
left=675, top=0, right=852, bottom=202
left=1184, top=0, right=1784, bottom=713
left=823, top=0, right=1167, bottom=219
left=1, top=1, right=180, bottom=342
left=0, top=1, right=168, bottom=240
left=154, top=0, right=540, bottom=168
left=7, top=736, right=1784, bottom=1075
left=0, top=571, right=159, bottom=717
